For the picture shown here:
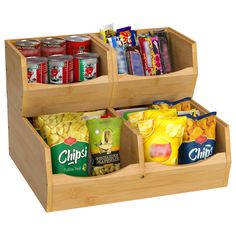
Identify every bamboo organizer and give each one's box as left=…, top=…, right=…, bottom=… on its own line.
left=5, top=28, right=231, bottom=212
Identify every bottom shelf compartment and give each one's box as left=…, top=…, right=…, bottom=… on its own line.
left=7, top=100, right=231, bottom=212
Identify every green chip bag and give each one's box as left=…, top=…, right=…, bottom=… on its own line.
left=87, top=117, right=122, bottom=176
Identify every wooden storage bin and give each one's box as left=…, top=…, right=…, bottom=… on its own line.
left=5, top=28, right=231, bottom=212
left=7, top=100, right=230, bottom=212
left=91, top=27, right=198, bottom=107
left=114, top=100, right=231, bottom=198
left=5, top=34, right=113, bottom=117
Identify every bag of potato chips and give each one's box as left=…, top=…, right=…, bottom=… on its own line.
left=152, top=97, right=191, bottom=111
left=138, top=116, right=186, bottom=165
left=35, top=112, right=90, bottom=176
left=178, top=112, right=216, bottom=164
left=128, top=109, right=177, bottom=129
left=87, top=117, right=122, bottom=176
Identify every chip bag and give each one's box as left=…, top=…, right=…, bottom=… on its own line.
left=178, top=112, right=216, bottom=164
left=128, top=109, right=177, bottom=129
left=152, top=97, right=191, bottom=111
left=34, top=112, right=90, bottom=176
left=138, top=116, right=186, bottom=165
left=87, top=117, right=122, bottom=176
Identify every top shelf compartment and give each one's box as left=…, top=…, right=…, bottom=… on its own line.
left=5, top=27, right=198, bottom=117
left=5, top=34, right=113, bottom=117
left=91, top=27, right=198, bottom=108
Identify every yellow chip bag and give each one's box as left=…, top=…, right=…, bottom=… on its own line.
left=152, top=97, right=191, bottom=111
left=128, top=109, right=177, bottom=129
left=178, top=112, right=216, bottom=164
left=33, top=112, right=90, bottom=177
left=138, top=116, right=187, bottom=165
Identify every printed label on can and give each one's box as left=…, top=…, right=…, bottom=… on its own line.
left=74, top=58, right=97, bottom=82
left=27, top=62, right=47, bottom=83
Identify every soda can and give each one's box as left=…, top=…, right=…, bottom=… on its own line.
left=48, top=54, right=73, bottom=84
left=27, top=57, right=48, bottom=83
left=41, top=37, right=66, bottom=57
left=73, top=52, right=99, bottom=82
left=16, top=39, right=41, bottom=57
left=65, top=35, right=91, bottom=55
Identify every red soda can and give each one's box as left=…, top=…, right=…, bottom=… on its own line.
left=65, top=35, right=91, bottom=55
left=73, top=52, right=99, bottom=82
left=48, top=54, right=73, bottom=84
left=41, top=37, right=66, bottom=57
left=26, top=57, right=48, bottom=83
left=16, top=39, right=41, bottom=57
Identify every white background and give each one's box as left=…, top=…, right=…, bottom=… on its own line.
left=0, top=0, right=235, bottom=235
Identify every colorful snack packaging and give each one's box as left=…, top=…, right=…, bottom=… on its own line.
left=138, top=116, right=187, bottom=165
left=152, top=97, right=191, bottom=111
left=119, top=107, right=148, bottom=120
left=178, top=112, right=216, bottom=164
left=87, top=117, right=122, bottom=176
left=177, top=109, right=200, bottom=117
left=116, top=47, right=128, bottom=74
left=128, top=109, right=177, bottom=129
left=82, top=110, right=106, bottom=120
left=126, top=46, right=144, bottom=76
left=138, top=36, right=162, bottom=76
left=153, top=30, right=172, bottom=73
left=116, top=26, right=135, bottom=48
left=36, top=113, right=90, bottom=176
left=100, top=24, right=115, bottom=43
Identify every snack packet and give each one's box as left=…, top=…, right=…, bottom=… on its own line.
left=37, top=113, right=90, bottom=176
left=138, top=116, right=186, bottom=165
left=138, top=36, right=162, bottom=75
left=178, top=112, right=216, bottom=164
left=128, top=109, right=177, bottom=129
left=152, top=97, right=191, bottom=111
left=33, top=112, right=83, bottom=138
left=100, top=24, right=115, bottom=43
left=126, top=46, right=144, bottom=76
left=153, top=30, right=172, bottom=73
left=87, top=117, right=122, bottom=176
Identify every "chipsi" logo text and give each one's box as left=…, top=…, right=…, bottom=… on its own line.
left=189, top=144, right=213, bottom=161
left=58, top=147, right=88, bottom=165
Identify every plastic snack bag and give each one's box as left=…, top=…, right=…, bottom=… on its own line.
left=87, top=117, right=122, bottom=176
left=100, top=24, right=115, bottom=43
left=152, top=97, right=191, bottom=111
left=178, top=112, right=216, bottom=164
left=138, top=116, right=187, bottom=165
left=37, top=113, right=90, bottom=176
left=128, top=109, right=177, bottom=129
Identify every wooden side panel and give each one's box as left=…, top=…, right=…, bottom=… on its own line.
left=8, top=105, right=52, bottom=211
left=120, top=121, right=144, bottom=169
left=168, top=27, right=197, bottom=73
left=5, top=40, right=25, bottom=114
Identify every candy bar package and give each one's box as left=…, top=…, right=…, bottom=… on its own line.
left=152, top=97, right=192, bottom=111
left=178, top=112, right=216, bottom=164
left=100, top=24, right=115, bottom=44
left=100, top=25, right=173, bottom=76
left=125, top=46, right=144, bottom=76
left=138, top=36, right=162, bottom=76
left=116, top=47, right=128, bottom=74
left=153, top=30, right=172, bottom=73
